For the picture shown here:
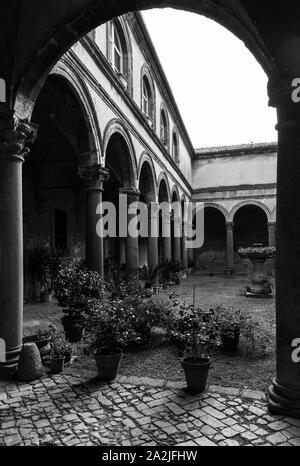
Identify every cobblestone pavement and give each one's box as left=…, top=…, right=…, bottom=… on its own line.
left=1, top=370, right=300, bottom=446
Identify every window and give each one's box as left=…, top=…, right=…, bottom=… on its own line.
left=54, top=209, right=68, bottom=252
left=160, top=110, right=168, bottom=146
left=142, top=77, right=151, bottom=117
left=172, top=132, right=179, bottom=163
left=110, top=22, right=123, bottom=74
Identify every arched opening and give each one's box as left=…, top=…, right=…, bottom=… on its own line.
left=138, top=161, right=156, bottom=267
left=234, top=205, right=268, bottom=251
left=171, top=190, right=181, bottom=265
left=103, top=132, right=135, bottom=267
left=23, top=74, right=91, bottom=300
left=196, top=207, right=226, bottom=270
left=158, top=178, right=170, bottom=264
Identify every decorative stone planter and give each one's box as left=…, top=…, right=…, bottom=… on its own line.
left=238, top=245, right=276, bottom=298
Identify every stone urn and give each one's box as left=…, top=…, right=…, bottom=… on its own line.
left=238, top=245, right=276, bottom=297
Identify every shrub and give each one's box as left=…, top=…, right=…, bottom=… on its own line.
left=168, top=301, right=220, bottom=359
left=214, top=306, right=245, bottom=339
left=86, top=297, right=143, bottom=350
left=53, top=264, right=106, bottom=319
left=242, top=317, right=272, bottom=358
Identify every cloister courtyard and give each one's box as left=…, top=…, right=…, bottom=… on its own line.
left=1, top=272, right=295, bottom=447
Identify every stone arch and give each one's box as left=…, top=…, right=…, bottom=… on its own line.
left=13, top=2, right=274, bottom=119
left=157, top=172, right=171, bottom=203
left=51, top=58, right=102, bottom=163
left=103, top=119, right=137, bottom=187
left=138, top=152, right=158, bottom=199
left=229, top=200, right=271, bottom=223
left=270, top=206, right=277, bottom=222
left=171, top=184, right=180, bottom=203
left=204, top=202, right=229, bottom=222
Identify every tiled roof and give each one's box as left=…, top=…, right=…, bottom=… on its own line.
left=195, top=142, right=277, bottom=156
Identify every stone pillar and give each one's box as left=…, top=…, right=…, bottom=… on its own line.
left=148, top=202, right=159, bottom=270
left=0, top=108, right=37, bottom=379
left=78, top=164, right=109, bottom=275
left=173, top=216, right=182, bottom=264
left=225, top=222, right=234, bottom=272
left=162, top=211, right=172, bottom=263
left=120, top=188, right=140, bottom=271
left=181, top=230, right=188, bottom=270
left=268, top=222, right=276, bottom=248
left=268, top=75, right=300, bottom=417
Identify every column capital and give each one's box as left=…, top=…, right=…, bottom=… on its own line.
left=119, top=187, right=140, bottom=202
left=0, top=107, right=38, bottom=161
left=268, top=73, right=300, bottom=128
left=268, top=222, right=276, bottom=230
left=78, top=164, right=110, bottom=189
left=226, top=221, right=234, bottom=229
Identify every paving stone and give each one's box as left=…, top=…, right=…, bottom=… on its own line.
left=267, top=432, right=288, bottom=445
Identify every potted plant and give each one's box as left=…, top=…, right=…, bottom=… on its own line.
left=215, top=306, right=245, bottom=352
left=86, top=297, right=143, bottom=381
left=27, top=245, right=63, bottom=303
left=169, top=286, right=220, bottom=392
left=27, top=244, right=51, bottom=302
left=23, top=324, right=57, bottom=351
left=48, top=337, right=69, bottom=374
left=54, top=264, right=105, bottom=342
left=139, top=264, right=165, bottom=297
left=238, top=245, right=276, bottom=297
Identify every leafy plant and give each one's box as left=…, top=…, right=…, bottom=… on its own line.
left=238, top=246, right=276, bottom=260
left=27, top=244, right=51, bottom=291
left=214, top=306, right=245, bottom=339
left=242, top=316, right=272, bottom=358
left=139, top=264, right=165, bottom=288
left=53, top=264, right=106, bottom=319
left=169, top=295, right=220, bottom=360
left=50, top=336, right=72, bottom=359
left=106, top=264, right=139, bottom=298
left=86, top=297, right=143, bottom=350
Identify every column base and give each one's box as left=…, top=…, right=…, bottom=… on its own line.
left=224, top=267, right=234, bottom=275
left=268, top=378, right=300, bottom=418
left=0, top=363, right=18, bottom=381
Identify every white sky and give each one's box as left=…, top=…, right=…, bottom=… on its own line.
left=141, top=8, right=277, bottom=148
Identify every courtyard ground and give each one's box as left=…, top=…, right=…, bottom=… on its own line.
left=2, top=272, right=292, bottom=447
left=24, top=273, right=275, bottom=392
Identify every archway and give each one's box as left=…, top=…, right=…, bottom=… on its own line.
left=138, top=160, right=156, bottom=267
left=103, top=131, right=136, bottom=267
left=234, top=204, right=268, bottom=251
left=196, top=206, right=226, bottom=271
left=171, top=188, right=181, bottom=265
left=158, top=176, right=170, bottom=264
left=23, top=74, right=92, bottom=300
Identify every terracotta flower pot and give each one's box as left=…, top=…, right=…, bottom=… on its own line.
left=221, top=330, right=240, bottom=352
left=62, top=316, right=85, bottom=343
left=49, top=356, right=65, bottom=374
left=40, top=291, right=53, bottom=304
left=181, top=356, right=210, bottom=392
left=94, top=347, right=123, bottom=381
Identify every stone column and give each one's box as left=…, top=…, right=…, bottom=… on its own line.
left=120, top=188, right=140, bottom=271
left=78, top=164, right=109, bottom=275
left=181, top=231, right=188, bottom=270
left=268, top=222, right=276, bottom=248
left=225, top=222, right=234, bottom=273
left=268, top=75, right=300, bottom=417
left=173, top=216, right=182, bottom=264
left=0, top=108, right=37, bottom=379
left=148, top=202, right=159, bottom=270
left=162, top=211, right=172, bottom=263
